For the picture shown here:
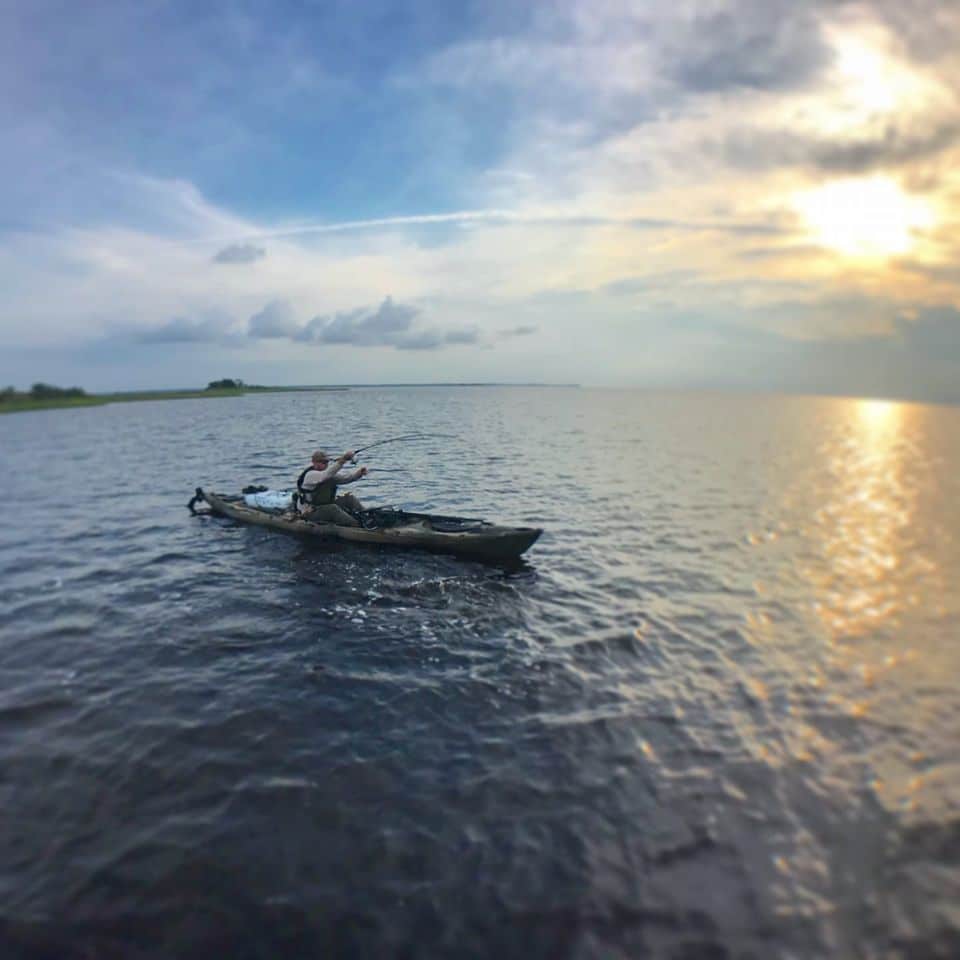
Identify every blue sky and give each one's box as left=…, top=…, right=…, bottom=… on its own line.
left=2, top=0, right=960, bottom=400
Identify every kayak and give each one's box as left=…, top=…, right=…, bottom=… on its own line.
left=189, top=488, right=543, bottom=561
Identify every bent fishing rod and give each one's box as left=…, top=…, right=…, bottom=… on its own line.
left=355, top=433, right=455, bottom=456
left=333, top=433, right=456, bottom=463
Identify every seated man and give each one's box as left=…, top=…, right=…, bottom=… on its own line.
left=296, top=449, right=368, bottom=526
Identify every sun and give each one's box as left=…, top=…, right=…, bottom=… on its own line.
left=794, top=176, right=935, bottom=258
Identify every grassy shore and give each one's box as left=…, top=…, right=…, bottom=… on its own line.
left=0, top=385, right=346, bottom=415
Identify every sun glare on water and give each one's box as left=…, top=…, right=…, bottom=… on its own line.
left=795, top=177, right=935, bottom=258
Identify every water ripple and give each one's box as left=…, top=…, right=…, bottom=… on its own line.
left=0, top=389, right=958, bottom=957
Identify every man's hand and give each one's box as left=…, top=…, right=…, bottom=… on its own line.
left=359, top=467, right=368, bottom=478
left=339, top=450, right=356, bottom=463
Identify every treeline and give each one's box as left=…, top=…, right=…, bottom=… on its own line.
left=2, top=380, right=277, bottom=410
left=205, top=379, right=266, bottom=390
left=1, top=383, right=87, bottom=402
left=2, top=380, right=262, bottom=399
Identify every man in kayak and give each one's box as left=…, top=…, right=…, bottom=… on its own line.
left=297, top=449, right=368, bottom=525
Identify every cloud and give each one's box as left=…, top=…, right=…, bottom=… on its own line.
left=669, top=1, right=828, bottom=94
left=213, top=243, right=266, bottom=264
left=445, top=327, right=481, bottom=344
left=267, top=297, right=479, bottom=351
left=713, top=120, right=960, bottom=177
left=389, top=326, right=480, bottom=350
left=812, top=121, right=960, bottom=174
left=895, top=306, right=960, bottom=361
left=896, top=260, right=960, bottom=286
left=861, top=0, right=960, bottom=63
left=602, top=271, right=703, bottom=296
left=411, top=0, right=829, bottom=149
left=136, top=315, right=238, bottom=344
left=394, top=330, right=444, bottom=350
left=499, top=324, right=538, bottom=337
left=233, top=209, right=786, bottom=244
left=292, top=296, right=416, bottom=346
left=292, top=314, right=333, bottom=344
left=248, top=300, right=299, bottom=338
left=317, top=296, right=418, bottom=345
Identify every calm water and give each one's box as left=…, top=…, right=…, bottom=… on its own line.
left=1, top=387, right=958, bottom=959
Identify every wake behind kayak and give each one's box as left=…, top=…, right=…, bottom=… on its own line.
left=188, top=488, right=542, bottom=562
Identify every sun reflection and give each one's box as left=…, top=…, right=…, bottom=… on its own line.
left=812, top=398, right=910, bottom=638
left=857, top=398, right=897, bottom=431
left=742, top=399, right=953, bottom=818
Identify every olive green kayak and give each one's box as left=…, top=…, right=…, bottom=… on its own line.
left=190, top=489, right=542, bottom=561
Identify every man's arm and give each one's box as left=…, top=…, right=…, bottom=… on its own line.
left=313, top=450, right=356, bottom=484
left=336, top=467, right=368, bottom=484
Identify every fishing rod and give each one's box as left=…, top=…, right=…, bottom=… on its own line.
left=305, top=434, right=454, bottom=470
left=352, top=433, right=455, bottom=457
left=327, top=433, right=455, bottom=464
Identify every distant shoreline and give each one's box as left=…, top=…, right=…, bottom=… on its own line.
left=0, top=382, right=578, bottom=415
left=0, top=385, right=346, bottom=415
left=340, top=382, right=580, bottom=388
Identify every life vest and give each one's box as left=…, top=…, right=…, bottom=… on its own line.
left=296, top=467, right=336, bottom=506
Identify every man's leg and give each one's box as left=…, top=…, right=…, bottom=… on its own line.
left=307, top=504, right=360, bottom=527
left=335, top=492, right=364, bottom=513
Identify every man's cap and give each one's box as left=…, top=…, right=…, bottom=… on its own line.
left=312, top=449, right=329, bottom=462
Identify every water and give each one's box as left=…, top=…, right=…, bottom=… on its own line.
left=1, top=387, right=958, bottom=958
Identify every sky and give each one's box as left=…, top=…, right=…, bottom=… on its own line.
left=2, top=0, right=959, bottom=401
